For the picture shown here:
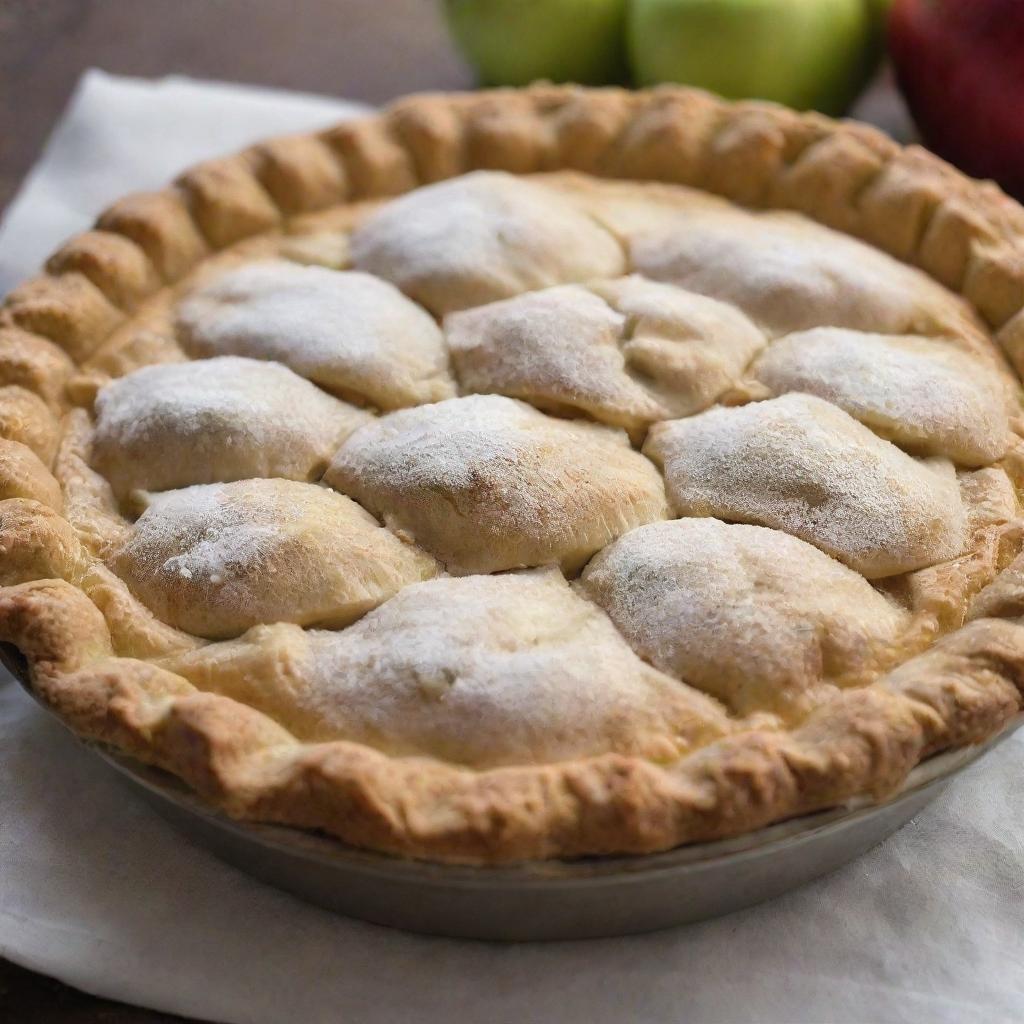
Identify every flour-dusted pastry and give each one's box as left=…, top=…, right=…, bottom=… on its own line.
left=177, top=260, right=455, bottom=409
left=325, top=393, right=669, bottom=573
left=110, top=478, right=438, bottom=639
left=748, top=329, right=1012, bottom=466
left=645, top=393, right=967, bottom=578
left=350, top=171, right=625, bottom=315
left=580, top=519, right=911, bottom=717
left=631, top=206, right=981, bottom=338
left=161, top=567, right=729, bottom=764
left=91, top=355, right=368, bottom=501
left=446, top=276, right=764, bottom=435
left=1, top=87, right=1022, bottom=866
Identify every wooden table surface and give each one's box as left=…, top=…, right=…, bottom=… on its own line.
left=0, top=0, right=472, bottom=214
left=1, top=2, right=468, bottom=1019
left=0, top=4, right=913, bottom=1021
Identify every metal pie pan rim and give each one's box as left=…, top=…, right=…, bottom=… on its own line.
left=94, top=721, right=1021, bottom=885
left=11, top=649, right=1019, bottom=887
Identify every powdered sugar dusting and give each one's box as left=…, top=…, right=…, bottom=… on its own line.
left=92, top=356, right=368, bottom=500
left=631, top=206, right=978, bottom=337
left=79, top=170, right=1022, bottom=762
left=751, top=329, right=1011, bottom=466
left=177, top=261, right=454, bottom=409
left=137, top=483, right=298, bottom=583
left=446, top=284, right=649, bottom=423
left=350, top=171, right=625, bottom=315
left=644, top=393, right=966, bottom=578
left=111, top=478, right=436, bottom=639
left=325, top=394, right=668, bottom=574
left=294, top=568, right=727, bottom=765
left=445, top=276, right=765, bottom=434
left=581, top=518, right=910, bottom=718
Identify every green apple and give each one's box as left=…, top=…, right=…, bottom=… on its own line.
left=629, top=0, right=890, bottom=115
left=444, top=0, right=628, bottom=86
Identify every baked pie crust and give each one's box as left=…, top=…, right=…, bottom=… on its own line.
left=2, top=86, right=1024, bottom=865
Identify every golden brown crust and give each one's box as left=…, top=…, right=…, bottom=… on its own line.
left=0, top=326, right=75, bottom=410
left=322, top=118, right=418, bottom=199
left=1, top=273, right=124, bottom=363
left=175, top=156, right=282, bottom=249
left=2, top=86, right=1023, bottom=864
left=0, top=385, right=61, bottom=464
left=46, top=230, right=162, bottom=312
left=247, top=134, right=350, bottom=215
left=96, top=190, right=210, bottom=283
left=0, top=438, right=62, bottom=510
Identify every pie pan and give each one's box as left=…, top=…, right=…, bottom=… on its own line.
left=8, top=645, right=1019, bottom=941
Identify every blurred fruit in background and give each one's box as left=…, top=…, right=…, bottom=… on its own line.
left=444, top=0, right=627, bottom=87
left=443, top=0, right=889, bottom=115
left=629, top=0, right=888, bottom=115
left=889, top=0, right=1024, bottom=201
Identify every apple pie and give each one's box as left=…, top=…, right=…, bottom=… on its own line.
left=2, top=86, right=1023, bottom=864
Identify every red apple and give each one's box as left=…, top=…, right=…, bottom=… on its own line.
left=889, top=0, right=1024, bottom=200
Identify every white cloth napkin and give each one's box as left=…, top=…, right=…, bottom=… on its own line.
left=1, top=70, right=1022, bottom=1024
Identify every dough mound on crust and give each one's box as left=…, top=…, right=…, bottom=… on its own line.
left=446, top=276, right=765, bottom=435
left=351, top=171, right=625, bottom=315
left=325, top=393, right=669, bottom=574
left=110, top=478, right=437, bottom=639
left=91, top=356, right=367, bottom=501
left=644, top=393, right=966, bottom=579
left=750, top=328, right=1010, bottom=466
left=177, top=260, right=454, bottom=409
left=161, top=567, right=730, bottom=765
left=581, top=518, right=911, bottom=717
